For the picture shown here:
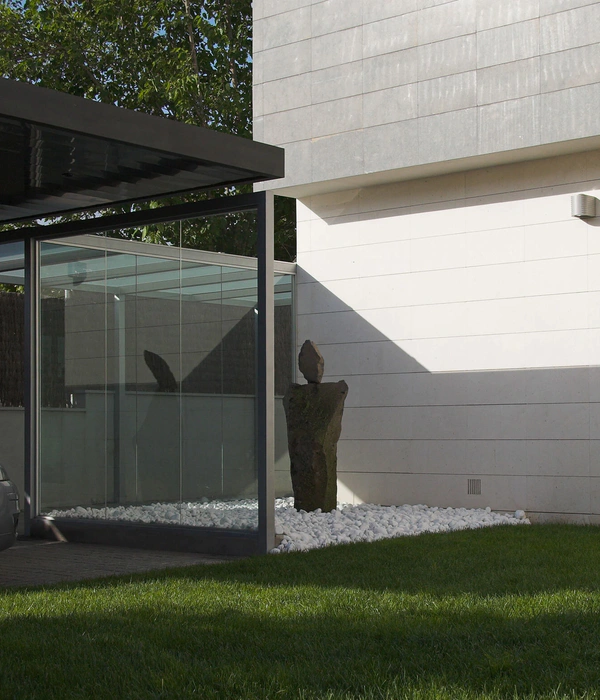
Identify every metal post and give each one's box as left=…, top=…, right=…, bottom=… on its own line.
left=256, top=191, right=275, bottom=554
left=23, top=236, right=39, bottom=534
left=113, top=294, right=126, bottom=503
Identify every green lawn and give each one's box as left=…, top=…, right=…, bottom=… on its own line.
left=1, top=525, right=600, bottom=699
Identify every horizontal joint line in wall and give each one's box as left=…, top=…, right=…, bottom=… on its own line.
left=539, top=0, right=600, bottom=16
left=339, top=437, right=594, bottom=442
left=257, top=59, right=362, bottom=87
left=255, top=37, right=311, bottom=55
left=338, top=472, right=596, bottom=479
left=295, top=290, right=591, bottom=313
left=300, top=218, right=582, bottom=250
left=298, top=258, right=590, bottom=286
left=305, top=370, right=596, bottom=383
left=295, top=328, right=600, bottom=343
left=342, top=403, right=597, bottom=409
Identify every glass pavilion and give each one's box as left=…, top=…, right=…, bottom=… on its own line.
left=0, top=79, right=291, bottom=555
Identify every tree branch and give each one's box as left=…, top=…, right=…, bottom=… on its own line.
left=182, top=0, right=205, bottom=126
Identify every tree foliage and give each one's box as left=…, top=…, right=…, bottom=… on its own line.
left=0, top=0, right=296, bottom=261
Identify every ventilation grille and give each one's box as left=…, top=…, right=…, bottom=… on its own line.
left=468, top=479, right=481, bottom=495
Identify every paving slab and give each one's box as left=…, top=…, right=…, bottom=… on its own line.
left=0, top=539, right=236, bottom=589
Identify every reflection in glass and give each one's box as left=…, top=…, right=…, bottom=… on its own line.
left=39, top=241, right=110, bottom=517
left=36, top=215, right=293, bottom=530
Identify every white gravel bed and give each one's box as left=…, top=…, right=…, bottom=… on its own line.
left=47, top=498, right=529, bottom=553
left=273, top=499, right=528, bottom=553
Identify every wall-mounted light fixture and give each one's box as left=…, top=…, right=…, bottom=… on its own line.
left=571, top=194, right=597, bottom=218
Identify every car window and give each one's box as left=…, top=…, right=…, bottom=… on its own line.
left=0, top=467, right=8, bottom=481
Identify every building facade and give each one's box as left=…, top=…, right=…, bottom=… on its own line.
left=254, top=0, right=600, bottom=520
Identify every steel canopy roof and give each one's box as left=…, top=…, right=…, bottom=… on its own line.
left=0, top=79, right=285, bottom=224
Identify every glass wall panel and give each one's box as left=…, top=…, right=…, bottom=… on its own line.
left=106, top=252, right=138, bottom=509
left=219, top=266, right=257, bottom=504
left=36, top=210, right=292, bottom=533
left=39, top=241, right=110, bottom=516
left=0, top=242, right=25, bottom=502
left=180, top=260, right=225, bottom=507
left=274, top=273, right=294, bottom=498
left=128, top=251, right=182, bottom=510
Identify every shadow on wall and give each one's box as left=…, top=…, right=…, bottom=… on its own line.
left=295, top=266, right=600, bottom=517
left=295, top=158, right=600, bottom=516
left=303, top=152, right=600, bottom=226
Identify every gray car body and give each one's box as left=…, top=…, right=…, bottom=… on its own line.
left=0, top=466, right=19, bottom=551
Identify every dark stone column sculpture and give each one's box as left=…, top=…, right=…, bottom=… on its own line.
left=283, top=340, right=348, bottom=512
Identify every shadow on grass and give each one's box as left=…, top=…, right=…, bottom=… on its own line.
left=2, top=525, right=600, bottom=698
left=0, top=581, right=599, bottom=697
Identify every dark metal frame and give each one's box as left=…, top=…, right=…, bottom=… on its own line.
left=0, top=79, right=283, bottom=179
left=23, top=236, right=38, bottom=538
left=0, top=78, right=284, bottom=224
left=14, top=191, right=276, bottom=555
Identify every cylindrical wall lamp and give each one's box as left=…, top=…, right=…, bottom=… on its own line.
left=571, top=194, right=597, bottom=218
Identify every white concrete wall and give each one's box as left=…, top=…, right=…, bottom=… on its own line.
left=296, top=150, right=600, bottom=520
left=253, top=0, right=600, bottom=195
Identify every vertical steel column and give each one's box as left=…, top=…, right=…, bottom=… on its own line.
left=113, top=294, right=126, bottom=503
left=23, top=236, right=39, bottom=535
left=257, top=191, right=275, bottom=554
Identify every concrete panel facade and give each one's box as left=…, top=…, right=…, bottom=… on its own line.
left=253, top=0, right=600, bottom=195
left=294, top=151, right=600, bottom=520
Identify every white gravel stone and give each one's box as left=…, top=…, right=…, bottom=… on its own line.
left=48, top=497, right=530, bottom=553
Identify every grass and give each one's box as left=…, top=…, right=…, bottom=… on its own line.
left=1, top=524, right=600, bottom=699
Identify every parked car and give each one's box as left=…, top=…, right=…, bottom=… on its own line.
left=0, top=466, right=19, bottom=551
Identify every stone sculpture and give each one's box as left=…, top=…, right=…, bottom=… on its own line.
left=283, top=340, right=348, bottom=512
left=298, top=339, right=324, bottom=383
